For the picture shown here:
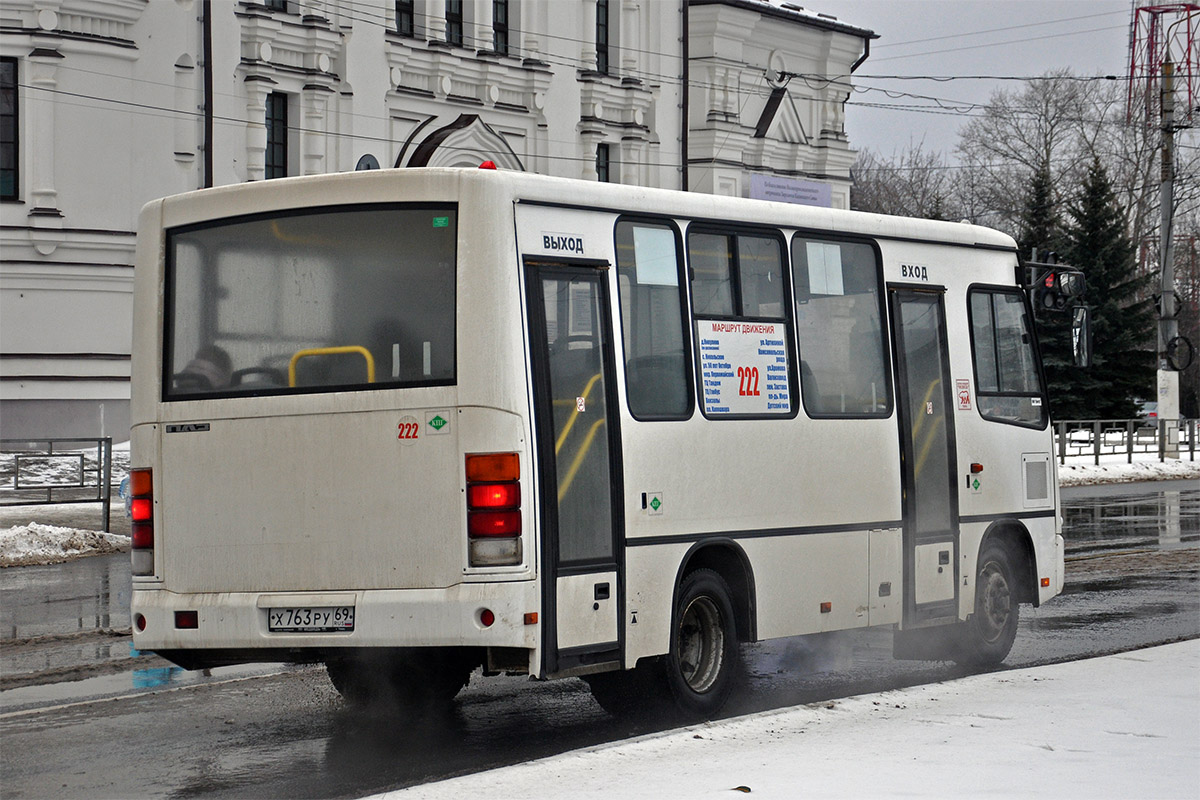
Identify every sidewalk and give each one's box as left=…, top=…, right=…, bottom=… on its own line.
left=373, top=640, right=1199, bottom=800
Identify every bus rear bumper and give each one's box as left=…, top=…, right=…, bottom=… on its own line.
left=131, top=581, right=540, bottom=667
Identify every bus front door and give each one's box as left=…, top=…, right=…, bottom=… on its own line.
left=527, top=263, right=624, bottom=677
left=889, top=288, right=960, bottom=626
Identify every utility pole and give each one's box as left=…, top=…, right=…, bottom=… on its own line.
left=1159, top=60, right=1180, bottom=457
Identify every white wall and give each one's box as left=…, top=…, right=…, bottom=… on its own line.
left=0, top=0, right=867, bottom=439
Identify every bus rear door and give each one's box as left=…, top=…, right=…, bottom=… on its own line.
left=526, top=261, right=624, bottom=677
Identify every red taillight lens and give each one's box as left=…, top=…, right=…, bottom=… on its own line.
left=175, top=610, right=198, bottom=629
left=130, top=468, right=154, bottom=576
left=468, top=510, right=522, bottom=537
left=130, top=498, right=152, bottom=522
left=466, top=454, right=521, bottom=566
left=468, top=482, right=520, bottom=510
left=131, top=523, right=154, bottom=549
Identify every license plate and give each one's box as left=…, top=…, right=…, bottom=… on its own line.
left=267, top=606, right=355, bottom=632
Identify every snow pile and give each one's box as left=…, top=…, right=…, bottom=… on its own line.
left=0, top=522, right=129, bottom=567
left=374, top=641, right=1200, bottom=800
left=1058, top=456, right=1200, bottom=486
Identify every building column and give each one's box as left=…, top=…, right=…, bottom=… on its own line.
left=620, top=0, right=639, bottom=76
left=26, top=48, right=62, bottom=214
left=244, top=80, right=270, bottom=181
left=301, top=86, right=330, bottom=175
left=522, top=0, right=546, bottom=61
left=579, top=0, right=597, bottom=70
left=471, top=0, right=493, bottom=52
left=580, top=130, right=603, bottom=180
left=426, top=1, right=447, bottom=43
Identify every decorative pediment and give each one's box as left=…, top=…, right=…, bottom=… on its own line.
left=406, top=114, right=524, bottom=170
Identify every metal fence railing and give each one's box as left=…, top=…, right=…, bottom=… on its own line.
left=0, top=438, right=114, bottom=531
left=1053, top=419, right=1198, bottom=465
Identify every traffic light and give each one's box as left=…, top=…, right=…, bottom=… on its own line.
left=1029, top=263, right=1085, bottom=313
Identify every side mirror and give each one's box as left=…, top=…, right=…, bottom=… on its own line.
left=1072, top=305, right=1092, bottom=368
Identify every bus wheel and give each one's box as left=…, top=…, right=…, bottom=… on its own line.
left=957, top=541, right=1019, bottom=667
left=665, top=569, right=739, bottom=719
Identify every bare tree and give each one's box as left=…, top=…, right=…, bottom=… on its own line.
left=850, top=142, right=958, bottom=219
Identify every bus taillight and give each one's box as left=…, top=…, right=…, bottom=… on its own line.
left=130, top=467, right=154, bottom=576
left=465, top=453, right=521, bottom=566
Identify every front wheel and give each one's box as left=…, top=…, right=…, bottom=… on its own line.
left=664, top=569, right=740, bottom=719
left=957, top=540, right=1019, bottom=667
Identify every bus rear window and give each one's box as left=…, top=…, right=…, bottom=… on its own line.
left=164, top=205, right=456, bottom=399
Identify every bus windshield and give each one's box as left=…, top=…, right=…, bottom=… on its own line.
left=163, top=205, right=457, bottom=399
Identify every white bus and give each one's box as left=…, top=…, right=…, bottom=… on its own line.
left=129, top=167, right=1067, bottom=718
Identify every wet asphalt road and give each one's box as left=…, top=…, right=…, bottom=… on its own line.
left=1, top=480, right=1196, bottom=799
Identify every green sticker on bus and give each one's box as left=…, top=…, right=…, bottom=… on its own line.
left=432, top=216, right=449, bottom=228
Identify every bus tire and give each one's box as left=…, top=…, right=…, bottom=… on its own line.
left=664, top=568, right=739, bottom=719
left=957, top=540, right=1019, bottom=667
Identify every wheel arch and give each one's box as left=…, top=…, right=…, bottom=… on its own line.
left=673, top=538, right=757, bottom=642
left=979, top=520, right=1039, bottom=607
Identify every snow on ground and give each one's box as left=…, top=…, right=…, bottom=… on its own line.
left=1057, top=455, right=1200, bottom=486
left=0, top=522, right=129, bottom=567
left=374, top=640, right=1200, bottom=800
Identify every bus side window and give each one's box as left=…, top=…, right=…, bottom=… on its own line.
left=614, top=220, right=691, bottom=419
left=791, top=237, right=890, bottom=418
left=688, top=227, right=795, bottom=418
left=968, top=289, right=1048, bottom=429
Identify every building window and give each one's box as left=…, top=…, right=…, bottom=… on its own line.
left=265, top=92, right=288, bottom=179
left=264, top=0, right=287, bottom=11
left=446, top=0, right=463, bottom=46
left=596, top=0, right=609, bottom=74
left=791, top=237, right=891, bottom=418
left=396, top=0, right=414, bottom=36
left=493, top=0, right=509, bottom=54
left=1, top=58, right=16, bottom=200
left=596, top=143, right=610, bottom=183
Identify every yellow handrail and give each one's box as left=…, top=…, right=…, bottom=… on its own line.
left=912, top=378, right=943, bottom=477
left=558, top=418, right=607, bottom=502
left=554, top=372, right=603, bottom=454
left=288, top=346, right=376, bottom=387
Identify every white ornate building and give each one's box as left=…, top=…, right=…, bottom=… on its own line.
left=0, top=0, right=872, bottom=438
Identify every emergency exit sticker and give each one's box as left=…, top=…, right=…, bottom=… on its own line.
left=956, top=379, right=972, bottom=411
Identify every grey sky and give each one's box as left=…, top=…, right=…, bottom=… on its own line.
left=804, top=0, right=1135, bottom=158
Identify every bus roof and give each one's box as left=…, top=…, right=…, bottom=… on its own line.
left=148, top=167, right=1017, bottom=253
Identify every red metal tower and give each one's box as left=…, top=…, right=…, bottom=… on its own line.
left=1128, top=3, right=1200, bottom=126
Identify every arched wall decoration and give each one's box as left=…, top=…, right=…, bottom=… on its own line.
left=405, top=114, right=525, bottom=170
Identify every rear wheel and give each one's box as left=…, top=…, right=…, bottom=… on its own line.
left=664, top=569, right=740, bottom=719
left=957, top=540, right=1019, bottom=667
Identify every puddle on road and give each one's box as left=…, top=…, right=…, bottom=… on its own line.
left=1063, top=485, right=1199, bottom=558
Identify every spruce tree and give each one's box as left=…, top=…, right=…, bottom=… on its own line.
left=1018, top=164, right=1077, bottom=416
left=1017, top=162, right=1062, bottom=258
left=1051, top=158, right=1155, bottom=419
